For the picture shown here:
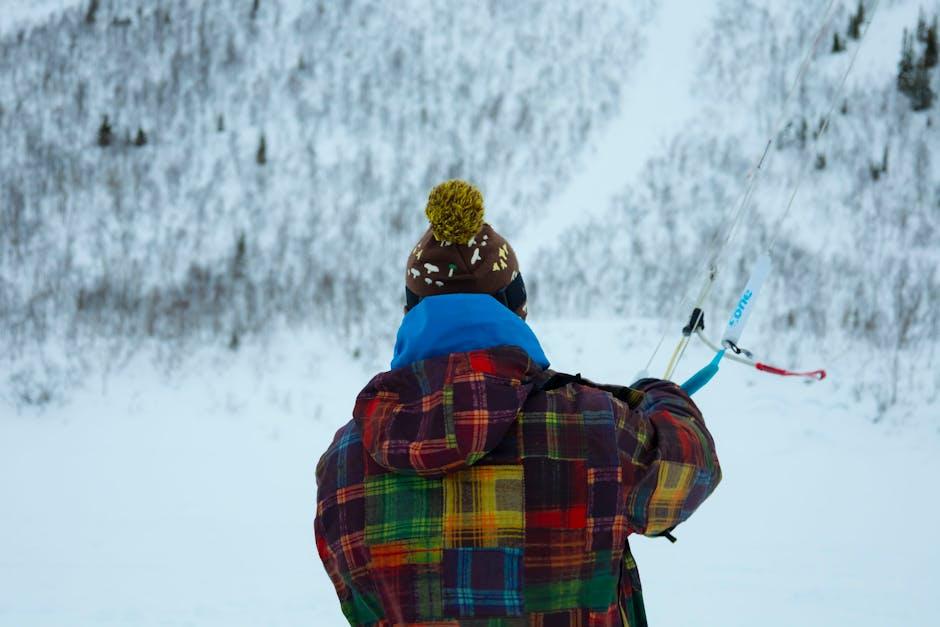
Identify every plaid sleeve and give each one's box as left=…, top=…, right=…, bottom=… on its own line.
left=616, top=378, right=721, bottom=536
left=314, top=509, right=346, bottom=602
left=315, top=425, right=386, bottom=625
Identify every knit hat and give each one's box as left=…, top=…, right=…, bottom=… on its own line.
left=405, top=180, right=525, bottom=313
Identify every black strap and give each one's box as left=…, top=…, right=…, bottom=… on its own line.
left=536, top=371, right=585, bottom=392
left=534, top=371, right=645, bottom=410
left=657, top=528, right=678, bottom=543
left=682, top=307, right=705, bottom=336
left=405, top=273, right=527, bottom=313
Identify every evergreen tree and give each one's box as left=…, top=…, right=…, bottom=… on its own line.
left=97, top=115, right=113, bottom=147
left=256, top=134, right=267, bottom=165
left=134, top=128, right=148, bottom=147
left=910, top=63, right=935, bottom=111
left=812, top=116, right=827, bottom=140
left=925, top=16, right=938, bottom=69
left=898, top=30, right=916, bottom=97
left=899, top=24, right=936, bottom=111
left=847, top=1, right=865, bottom=40
left=232, top=232, right=247, bottom=279
left=85, top=0, right=100, bottom=25
left=251, top=0, right=261, bottom=19
left=916, top=10, right=928, bottom=44
left=217, top=115, right=225, bottom=132
left=869, top=146, right=888, bottom=181
left=832, top=32, right=845, bottom=53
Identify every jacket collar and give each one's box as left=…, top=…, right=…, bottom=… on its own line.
left=390, top=293, right=549, bottom=371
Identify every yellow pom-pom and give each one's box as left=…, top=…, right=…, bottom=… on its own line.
left=425, top=180, right=485, bottom=243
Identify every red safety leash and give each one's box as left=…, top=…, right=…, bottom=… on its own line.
left=755, top=363, right=826, bottom=380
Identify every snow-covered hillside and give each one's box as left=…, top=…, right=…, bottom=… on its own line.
left=0, top=0, right=652, bottom=405
left=533, top=0, right=940, bottom=416
left=1, top=318, right=937, bottom=626
left=2, top=0, right=936, bottom=417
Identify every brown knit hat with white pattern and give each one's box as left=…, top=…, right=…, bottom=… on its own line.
left=405, top=180, right=524, bottom=313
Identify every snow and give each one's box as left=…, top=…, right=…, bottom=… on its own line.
left=1, top=0, right=84, bottom=35
left=850, top=0, right=935, bottom=86
left=1, top=0, right=653, bottom=367
left=529, top=0, right=940, bottom=417
left=0, top=328, right=360, bottom=626
left=514, top=0, right=715, bottom=263
left=2, top=318, right=938, bottom=626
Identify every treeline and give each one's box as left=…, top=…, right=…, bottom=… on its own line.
left=535, top=1, right=940, bottom=417
left=897, top=10, right=938, bottom=111
left=0, top=0, right=651, bottom=405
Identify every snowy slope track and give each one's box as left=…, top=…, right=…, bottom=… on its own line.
left=514, top=0, right=715, bottom=263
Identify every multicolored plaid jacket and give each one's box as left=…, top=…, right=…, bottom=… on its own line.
left=315, top=346, right=720, bottom=626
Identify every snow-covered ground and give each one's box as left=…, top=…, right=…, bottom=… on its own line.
left=2, top=318, right=938, bottom=626
left=0, top=328, right=357, bottom=626
left=2, top=0, right=938, bottom=625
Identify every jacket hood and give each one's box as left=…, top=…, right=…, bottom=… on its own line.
left=391, top=293, right=549, bottom=371
left=354, top=346, right=542, bottom=476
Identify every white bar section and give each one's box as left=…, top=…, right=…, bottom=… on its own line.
left=721, top=253, right=772, bottom=348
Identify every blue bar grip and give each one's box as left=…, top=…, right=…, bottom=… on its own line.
left=681, top=350, right=725, bottom=395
